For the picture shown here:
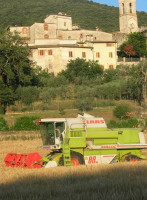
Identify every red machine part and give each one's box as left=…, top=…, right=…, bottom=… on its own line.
left=4, top=152, right=43, bottom=168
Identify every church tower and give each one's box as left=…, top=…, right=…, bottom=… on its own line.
left=118, top=0, right=138, bottom=34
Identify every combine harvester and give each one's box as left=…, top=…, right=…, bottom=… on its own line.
left=4, top=113, right=147, bottom=168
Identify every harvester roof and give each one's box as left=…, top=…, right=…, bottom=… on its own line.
left=34, top=114, right=107, bottom=128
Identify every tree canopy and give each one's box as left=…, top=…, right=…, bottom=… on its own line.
left=128, top=61, right=147, bottom=106
left=123, top=45, right=136, bottom=58
left=0, top=29, right=37, bottom=113
left=120, top=32, right=147, bottom=58
left=59, top=58, right=103, bottom=82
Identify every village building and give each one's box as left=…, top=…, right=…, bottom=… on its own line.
left=10, top=13, right=117, bottom=74
left=10, top=0, right=147, bottom=74
left=113, top=0, right=147, bottom=46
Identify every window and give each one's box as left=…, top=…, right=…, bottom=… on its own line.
left=96, top=52, right=100, bottom=58
left=130, top=3, right=132, bottom=13
left=58, top=35, right=63, bottom=39
left=68, top=36, right=71, bottom=39
left=49, top=63, right=53, bottom=69
left=64, top=22, right=66, bottom=26
left=22, top=27, right=28, bottom=34
left=48, top=50, right=52, bottom=55
left=82, top=52, right=86, bottom=58
left=39, top=50, right=44, bottom=56
left=44, top=24, right=48, bottom=31
left=122, top=3, right=125, bottom=14
left=44, top=34, right=49, bottom=39
left=109, top=52, right=113, bottom=58
left=106, top=43, right=114, bottom=47
left=109, top=65, right=114, bottom=69
left=69, top=51, right=73, bottom=57
left=94, top=37, right=97, bottom=40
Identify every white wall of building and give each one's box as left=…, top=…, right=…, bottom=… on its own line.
left=11, top=13, right=117, bottom=74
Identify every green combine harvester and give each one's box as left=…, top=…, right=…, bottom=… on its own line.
left=34, top=113, right=147, bottom=168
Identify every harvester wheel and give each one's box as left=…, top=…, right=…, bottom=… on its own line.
left=70, top=151, right=85, bottom=166
left=124, top=155, right=141, bottom=162
left=59, top=151, right=85, bottom=166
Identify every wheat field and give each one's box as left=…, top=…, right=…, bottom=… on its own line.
left=1, top=137, right=147, bottom=200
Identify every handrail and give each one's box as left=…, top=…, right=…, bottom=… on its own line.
left=69, top=123, right=87, bottom=138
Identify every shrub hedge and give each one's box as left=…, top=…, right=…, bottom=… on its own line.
left=0, top=116, right=9, bottom=131
left=107, top=118, right=138, bottom=128
left=145, top=119, right=147, bottom=128
left=113, top=104, right=132, bottom=119
left=10, top=115, right=40, bottom=131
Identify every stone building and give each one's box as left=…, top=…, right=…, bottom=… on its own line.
left=114, top=0, right=147, bottom=46
left=10, top=13, right=117, bottom=74
left=118, top=0, right=138, bottom=34
left=10, top=0, right=146, bottom=73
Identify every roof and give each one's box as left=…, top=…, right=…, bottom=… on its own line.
left=35, top=118, right=66, bottom=123
left=90, top=40, right=117, bottom=43
left=29, top=44, right=93, bottom=49
left=35, top=117, right=107, bottom=128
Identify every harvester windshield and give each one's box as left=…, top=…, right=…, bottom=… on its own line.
left=40, top=123, right=55, bottom=145
left=39, top=120, right=65, bottom=146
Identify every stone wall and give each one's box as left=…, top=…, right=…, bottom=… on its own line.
left=58, top=29, right=112, bottom=42
left=112, top=32, right=128, bottom=46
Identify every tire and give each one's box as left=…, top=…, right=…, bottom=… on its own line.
left=124, top=154, right=141, bottom=162
left=70, top=151, right=85, bottom=166
left=59, top=151, right=85, bottom=166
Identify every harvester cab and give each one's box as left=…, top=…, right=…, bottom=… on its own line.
left=35, top=118, right=66, bottom=150
left=34, top=113, right=107, bottom=151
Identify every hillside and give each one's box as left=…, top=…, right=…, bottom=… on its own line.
left=0, top=0, right=147, bottom=32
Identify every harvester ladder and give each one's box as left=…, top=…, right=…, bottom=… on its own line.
left=62, top=144, right=71, bottom=166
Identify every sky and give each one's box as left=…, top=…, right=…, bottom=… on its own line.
left=93, top=0, right=147, bottom=12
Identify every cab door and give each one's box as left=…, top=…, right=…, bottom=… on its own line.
left=55, top=122, right=65, bottom=145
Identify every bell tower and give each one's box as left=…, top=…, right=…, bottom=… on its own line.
left=118, top=0, right=138, bottom=33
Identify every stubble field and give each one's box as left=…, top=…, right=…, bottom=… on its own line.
left=0, top=134, right=147, bottom=200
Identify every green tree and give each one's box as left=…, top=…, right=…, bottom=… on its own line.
left=39, top=88, right=54, bottom=105
left=74, top=85, right=94, bottom=111
left=60, top=58, right=103, bottom=83
left=56, top=86, right=71, bottom=100
left=103, top=67, right=128, bottom=83
left=127, top=32, right=147, bottom=57
left=16, top=86, right=39, bottom=105
left=0, top=29, right=35, bottom=90
left=113, top=104, right=132, bottom=120
left=0, top=29, right=37, bottom=113
left=120, top=32, right=147, bottom=58
left=128, top=61, right=147, bottom=106
left=0, top=81, right=14, bottom=114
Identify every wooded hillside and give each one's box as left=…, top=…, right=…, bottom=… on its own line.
left=0, top=0, right=147, bottom=32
